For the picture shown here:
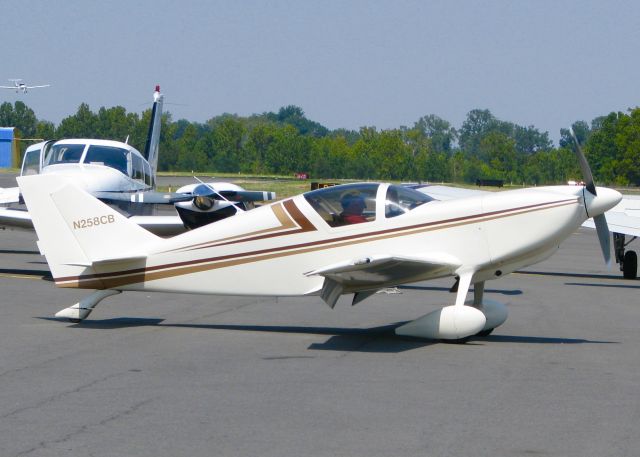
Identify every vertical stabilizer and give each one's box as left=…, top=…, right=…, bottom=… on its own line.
left=18, top=175, right=161, bottom=282
left=143, top=85, right=163, bottom=186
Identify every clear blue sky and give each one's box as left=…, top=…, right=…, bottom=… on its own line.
left=3, top=0, right=639, bottom=144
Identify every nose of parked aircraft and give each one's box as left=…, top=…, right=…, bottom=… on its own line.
left=585, top=187, right=622, bottom=217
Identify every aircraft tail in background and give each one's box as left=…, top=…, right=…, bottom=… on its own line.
left=143, top=85, right=164, bottom=185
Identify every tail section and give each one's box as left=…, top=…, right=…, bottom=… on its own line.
left=17, top=174, right=161, bottom=283
left=143, top=85, right=163, bottom=185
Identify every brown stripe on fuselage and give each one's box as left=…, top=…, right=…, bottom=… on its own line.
left=168, top=200, right=317, bottom=252
left=55, top=198, right=577, bottom=289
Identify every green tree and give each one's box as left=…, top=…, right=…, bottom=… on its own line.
left=35, top=120, right=55, bottom=141
left=413, top=114, right=457, bottom=154
left=266, top=105, right=329, bottom=137
left=0, top=101, right=38, bottom=137
left=209, top=116, right=246, bottom=172
left=176, top=124, right=207, bottom=171
left=478, top=132, right=518, bottom=182
left=94, top=106, right=139, bottom=143
left=56, top=103, right=98, bottom=138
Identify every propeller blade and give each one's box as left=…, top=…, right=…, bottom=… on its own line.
left=594, top=214, right=612, bottom=268
left=569, top=127, right=597, bottom=196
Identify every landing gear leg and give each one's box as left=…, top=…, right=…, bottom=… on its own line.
left=471, top=282, right=493, bottom=336
left=473, top=281, right=484, bottom=306
left=614, top=232, right=637, bottom=279
left=468, top=281, right=509, bottom=337
left=55, top=290, right=122, bottom=322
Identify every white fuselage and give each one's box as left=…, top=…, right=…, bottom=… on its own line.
left=55, top=184, right=595, bottom=296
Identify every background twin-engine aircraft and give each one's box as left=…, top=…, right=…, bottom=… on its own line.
left=18, top=137, right=621, bottom=342
left=0, top=86, right=275, bottom=236
left=0, top=79, right=50, bottom=93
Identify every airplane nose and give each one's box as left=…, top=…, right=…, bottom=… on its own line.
left=586, top=187, right=622, bottom=217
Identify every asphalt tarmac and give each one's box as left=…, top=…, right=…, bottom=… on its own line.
left=1, top=224, right=639, bottom=456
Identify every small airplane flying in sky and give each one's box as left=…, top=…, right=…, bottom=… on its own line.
left=0, top=79, right=50, bottom=93
left=17, top=142, right=621, bottom=342
left=0, top=86, right=275, bottom=235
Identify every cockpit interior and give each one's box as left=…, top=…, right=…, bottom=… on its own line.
left=303, top=183, right=434, bottom=227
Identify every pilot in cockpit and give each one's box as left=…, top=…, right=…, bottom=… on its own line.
left=340, top=193, right=368, bottom=224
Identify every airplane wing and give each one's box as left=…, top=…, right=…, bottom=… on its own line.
left=0, top=205, right=187, bottom=236
left=413, top=184, right=490, bottom=201
left=0, top=86, right=18, bottom=90
left=94, top=189, right=276, bottom=204
left=582, top=195, right=640, bottom=237
left=25, top=85, right=50, bottom=89
left=0, top=186, right=21, bottom=204
left=94, top=191, right=192, bottom=204
left=305, top=253, right=461, bottom=308
left=0, top=207, right=33, bottom=229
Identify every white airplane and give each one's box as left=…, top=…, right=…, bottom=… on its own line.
left=0, top=86, right=275, bottom=235
left=0, top=79, right=50, bottom=93
left=17, top=145, right=621, bottom=342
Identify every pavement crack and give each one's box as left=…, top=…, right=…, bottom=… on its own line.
left=12, top=398, right=154, bottom=457
left=2, top=371, right=127, bottom=420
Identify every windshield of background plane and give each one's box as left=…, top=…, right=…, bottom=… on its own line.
left=46, top=143, right=85, bottom=165
left=84, top=145, right=129, bottom=175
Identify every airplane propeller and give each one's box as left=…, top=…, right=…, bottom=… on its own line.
left=190, top=183, right=276, bottom=211
left=569, top=128, right=612, bottom=267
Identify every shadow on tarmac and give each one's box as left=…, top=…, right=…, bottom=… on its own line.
left=0, top=249, right=40, bottom=255
left=0, top=268, right=52, bottom=280
left=399, top=285, right=522, bottom=295
left=565, top=282, right=640, bottom=290
left=37, top=317, right=619, bottom=352
left=518, top=270, right=622, bottom=280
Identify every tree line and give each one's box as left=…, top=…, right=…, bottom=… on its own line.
left=1, top=100, right=639, bottom=186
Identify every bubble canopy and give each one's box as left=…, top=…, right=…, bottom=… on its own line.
left=303, top=183, right=434, bottom=227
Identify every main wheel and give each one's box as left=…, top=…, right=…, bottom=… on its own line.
left=623, top=250, right=637, bottom=280
left=476, top=328, right=494, bottom=337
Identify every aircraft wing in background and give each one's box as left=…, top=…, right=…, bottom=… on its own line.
left=582, top=195, right=640, bottom=237
left=413, top=184, right=490, bottom=201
